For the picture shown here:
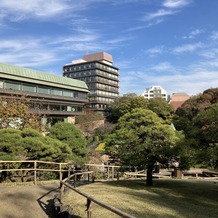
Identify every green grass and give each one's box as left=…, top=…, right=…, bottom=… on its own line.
left=63, top=179, right=218, bottom=218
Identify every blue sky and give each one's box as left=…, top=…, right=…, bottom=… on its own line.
left=0, top=0, right=218, bottom=96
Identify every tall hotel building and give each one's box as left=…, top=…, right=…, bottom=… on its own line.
left=63, top=52, right=119, bottom=112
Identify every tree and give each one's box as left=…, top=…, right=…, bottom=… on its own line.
left=105, top=108, right=180, bottom=186
left=174, top=88, right=218, bottom=133
left=0, top=128, right=72, bottom=162
left=147, top=98, right=174, bottom=124
left=105, top=95, right=148, bottom=123
left=193, top=103, right=218, bottom=168
left=49, top=122, right=87, bottom=163
left=0, top=96, right=42, bottom=131
left=173, top=88, right=218, bottom=169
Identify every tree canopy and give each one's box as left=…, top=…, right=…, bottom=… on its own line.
left=105, top=95, right=148, bottom=123
left=0, top=128, right=72, bottom=162
left=105, top=95, right=174, bottom=124
left=173, top=88, right=218, bottom=169
left=105, top=108, right=180, bottom=185
left=147, top=98, right=174, bottom=124
left=49, top=122, right=87, bottom=163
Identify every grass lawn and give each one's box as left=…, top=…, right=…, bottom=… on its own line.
left=62, top=178, right=218, bottom=218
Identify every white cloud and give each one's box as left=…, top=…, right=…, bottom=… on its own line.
left=163, top=0, right=192, bottom=9
left=145, top=46, right=164, bottom=57
left=143, top=9, right=177, bottom=21
left=0, top=0, right=91, bottom=22
left=141, top=0, right=192, bottom=27
left=150, top=62, right=175, bottom=72
left=172, top=42, right=203, bottom=53
left=105, top=36, right=134, bottom=44
left=210, top=31, right=218, bottom=41
left=120, top=67, right=218, bottom=96
left=0, top=38, right=60, bottom=67
left=182, top=29, right=204, bottom=39
left=200, top=49, right=218, bottom=59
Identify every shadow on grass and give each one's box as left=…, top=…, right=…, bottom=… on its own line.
left=91, top=179, right=218, bottom=218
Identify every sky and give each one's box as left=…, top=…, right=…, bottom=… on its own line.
left=0, top=0, right=218, bottom=96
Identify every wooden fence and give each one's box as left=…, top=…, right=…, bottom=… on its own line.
left=60, top=171, right=136, bottom=218
left=85, top=163, right=121, bottom=180
left=0, top=160, right=69, bottom=184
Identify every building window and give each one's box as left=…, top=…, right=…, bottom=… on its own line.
left=5, top=82, right=20, bottom=90
left=51, top=89, right=62, bottom=96
left=63, top=90, right=73, bottom=97
left=38, top=86, right=50, bottom=94
left=22, top=84, right=36, bottom=93
left=50, top=105, right=60, bottom=111
left=0, top=81, right=3, bottom=89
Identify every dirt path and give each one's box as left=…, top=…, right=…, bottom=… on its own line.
left=0, top=182, right=59, bottom=218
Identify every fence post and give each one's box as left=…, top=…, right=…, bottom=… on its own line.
left=87, top=166, right=90, bottom=182
left=107, top=167, right=110, bottom=180
left=60, top=182, right=64, bottom=204
left=112, top=166, right=114, bottom=180
left=34, top=161, right=37, bottom=185
left=59, top=163, right=62, bottom=182
left=74, top=175, right=76, bottom=187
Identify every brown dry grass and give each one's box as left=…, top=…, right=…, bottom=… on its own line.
left=62, top=179, right=218, bottom=218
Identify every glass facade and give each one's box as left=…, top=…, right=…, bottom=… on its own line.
left=2, top=80, right=87, bottom=100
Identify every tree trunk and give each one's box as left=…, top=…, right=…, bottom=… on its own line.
left=146, top=165, right=153, bottom=186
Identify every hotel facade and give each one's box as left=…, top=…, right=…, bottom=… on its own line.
left=63, top=52, right=119, bottom=112
left=0, top=62, right=89, bottom=126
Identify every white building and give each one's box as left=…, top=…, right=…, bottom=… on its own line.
left=141, top=86, right=168, bottom=101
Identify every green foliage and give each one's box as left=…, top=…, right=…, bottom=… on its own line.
left=105, top=95, right=175, bottom=125
left=174, top=88, right=218, bottom=169
left=147, top=98, right=174, bottom=124
left=0, top=128, right=72, bottom=162
left=49, top=122, right=87, bottom=162
left=105, top=95, right=148, bottom=123
left=106, top=108, right=179, bottom=167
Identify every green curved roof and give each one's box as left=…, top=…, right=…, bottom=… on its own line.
left=0, top=62, right=88, bottom=92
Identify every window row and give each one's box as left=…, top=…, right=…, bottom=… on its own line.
left=64, top=62, right=118, bottom=74
left=30, top=103, right=83, bottom=112
left=89, top=96, right=115, bottom=103
left=64, top=63, right=96, bottom=72
left=96, top=83, right=118, bottom=92
left=95, top=63, right=118, bottom=74
left=1, top=81, right=87, bottom=99
left=76, top=76, right=118, bottom=86
left=89, top=90, right=119, bottom=97
left=89, top=103, right=108, bottom=109
left=66, top=69, right=118, bottom=80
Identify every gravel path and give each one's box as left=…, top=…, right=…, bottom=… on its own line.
left=0, top=182, right=59, bottom=218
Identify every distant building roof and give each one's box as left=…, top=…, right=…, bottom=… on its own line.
left=0, top=62, right=88, bottom=92
left=169, top=92, right=190, bottom=110
left=83, top=52, right=113, bottom=65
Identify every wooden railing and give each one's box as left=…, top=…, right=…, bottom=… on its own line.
left=0, top=160, right=69, bottom=184
left=85, top=163, right=121, bottom=180
left=60, top=171, right=136, bottom=218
